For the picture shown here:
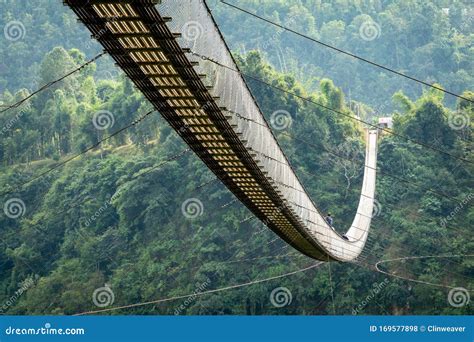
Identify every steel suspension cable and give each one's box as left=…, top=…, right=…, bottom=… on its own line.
left=219, top=1, right=473, bottom=104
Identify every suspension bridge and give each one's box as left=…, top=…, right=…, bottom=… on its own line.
left=63, top=0, right=379, bottom=262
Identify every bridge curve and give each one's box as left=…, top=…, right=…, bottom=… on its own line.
left=65, top=0, right=378, bottom=261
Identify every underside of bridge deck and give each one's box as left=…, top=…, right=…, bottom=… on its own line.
left=65, top=0, right=377, bottom=262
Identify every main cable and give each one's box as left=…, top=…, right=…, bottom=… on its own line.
left=222, top=109, right=464, bottom=203
left=0, top=52, right=106, bottom=114
left=191, top=51, right=472, bottom=165
left=74, top=262, right=322, bottom=315
left=220, top=1, right=473, bottom=104
left=0, top=109, right=156, bottom=197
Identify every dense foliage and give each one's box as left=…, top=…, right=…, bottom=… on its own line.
left=0, top=0, right=472, bottom=315
left=210, top=0, right=474, bottom=111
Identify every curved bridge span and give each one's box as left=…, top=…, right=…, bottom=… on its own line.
left=65, top=0, right=378, bottom=261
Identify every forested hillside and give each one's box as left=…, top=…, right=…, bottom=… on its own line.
left=0, top=0, right=472, bottom=315
left=211, top=0, right=474, bottom=111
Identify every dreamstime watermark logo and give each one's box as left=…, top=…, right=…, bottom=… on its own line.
left=81, top=191, right=122, bottom=227
left=270, top=110, right=292, bottom=131
left=460, top=8, right=473, bottom=30
left=88, top=14, right=120, bottom=49
left=96, top=70, right=120, bottom=81
left=448, top=111, right=470, bottom=131
left=174, top=277, right=211, bottom=315
left=235, top=43, right=247, bottom=56
left=352, top=278, right=389, bottom=314
left=440, top=192, right=473, bottom=228
left=92, top=284, right=115, bottom=308
left=181, top=198, right=204, bottom=219
left=359, top=20, right=381, bottom=41
left=448, top=287, right=470, bottom=308
left=92, top=110, right=115, bottom=130
left=4, top=322, right=85, bottom=336
left=372, top=199, right=382, bottom=218
left=0, top=276, right=36, bottom=314
left=258, top=12, right=298, bottom=51
left=270, top=286, right=292, bottom=308
left=1, top=102, right=31, bottom=135
left=181, top=21, right=203, bottom=42
left=325, top=141, right=364, bottom=193
left=4, top=20, right=26, bottom=41
left=3, top=198, right=26, bottom=219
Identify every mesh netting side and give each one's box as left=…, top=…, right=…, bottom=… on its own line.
left=157, top=0, right=377, bottom=260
